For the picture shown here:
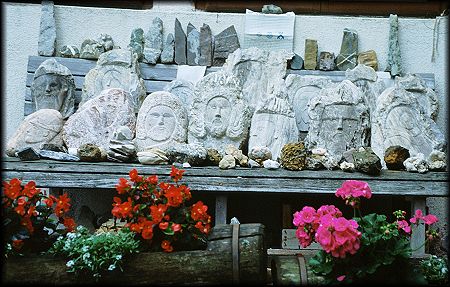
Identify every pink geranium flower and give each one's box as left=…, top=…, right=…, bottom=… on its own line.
left=335, top=180, right=372, bottom=200
left=397, top=220, right=411, bottom=234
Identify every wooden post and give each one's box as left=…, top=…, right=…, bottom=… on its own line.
left=215, top=195, right=227, bottom=225
left=408, top=197, right=426, bottom=256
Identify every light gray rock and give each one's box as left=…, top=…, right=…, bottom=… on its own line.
left=107, top=126, right=136, bottom=163
left=318, top=52, right=336, bottom=71
left=385, top=14, right=402, bottom=76
left=98, top=34, right=115, bottom=52
left=6, top=109, right=64, bottom=157
left=336, top=28, right=358, bottom=71
left=80, top=48, right=146, bottom=113
left=58, top=45, right=80, bottom=58
left=63, top=88, right=136, bottom=150
left=161, top=33, right=175, bottom=64
left=113, top=126, right=134, bottom=141
left=404, top=153, right=428, bottom=173
left=304, top=39, right=318, bottom=70
left=248, top=159, right=261, bottom=168
left=261, top=4, right=283, bottom=14
left=174, top=18, right=187, bottom=65
left=187, top=23, right=201, bottom=66
left=340, top=161, right=355, bottom=172
left=31, top=58, right=76, bottom=119
left=128, top=28, right=145, bottom=62
left=263, top=159, right=280, bottom=170
left=248, top=146, right=272, bottom=165
left=137, top=149, right=168, bottom=165
left=134, top=91, right=187, bottom=152
left=163, top=79, right=195, bottom=108
left=163, top=143, right=208, bottom=166
left=143, top=17, right=163, bottom=64
left=80, top=39, right=105, bottom=59
left=38, top=1, right=56, bottom=56
left=213, top=25, right=240, bottom=66
left=219, top=154, right=236, bottom=169
left=224, top=144, right=248, bottom=167
left=199, top=23, right=213, bottom=66
left=427, top=150, right=446, bottom=171
left=39, top=150, right=80, bottom=161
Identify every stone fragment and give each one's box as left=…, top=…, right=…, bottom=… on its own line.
left=6, top=109, right=64, bottom=157
left=213, top=25, right=240, bottom=66
left=219, top=154, right=236, bottom=169
left=225, top=144, right=248, bottom=167
left=352, top=147, right=382, bottom=175
left=289, top=53, right=304, bottom=70
left=161, top=33, right=175, bottom=64
left=427, top=150, right=446, bottom=171
left=31, top=58, right=76, bottom=119
left=164, top=143, right=207, bottom=166
left=340, top=161, right=355, bottom=172
left=143, top=17, right=164, bottom=64
left=336, top=28, right=358, bottom=71
left=68, top=148, right=78, bottom=156
left=78, top=143, right=103, bottom=162
left=107, top=126, right=137, bottom=163
left=384, top=145, right=410, bottom=170
left=163, top=79, right=195, bottom=108
left=311, top=148, right=327, bottom=156
left=385, top=14, right=402, bottom=77
left=17, top=147, right=41, bottom=161
left=98, top=34, right=115, bottom=52
left=38, top=150, right=80, bottom=161
left=174, top=18, right=187, bottom=65
left=342, top=148, right=357, bottom=163
left=263, top=159, right=280, bottom=170
left=248, top=159, right=261, bottom=168
left=63, top=88, right=136, bottom=150
left=318, top=52, right=336, bottom=71
left=199, top=24, right=213, bottom=66
left=58, top=45, right=80, bottom=58
left=80, top=48, right=146, bottom=113
left=128, top=28, right=145, bottom=62
left=113, top=126, right=134, bottom=141
left=38, top=1, right=56, bottom=56
left=134, top=91, right=187, bottom=152
left=304, top=39, right=318, bottom=70
left=358, top=50, right=378, bottom=71
left=279, top=142, right=308, bottom=171
left=206, top=148, right=223, bottom=166
left=183, top=162, right=191, bottom=168
left=80, top=39, right=105, bottom=59
left=262, top=4, right=283, bottom=14
left=137, top=148, right=168, bottom=165
left=186, top=23, right=201, bottom=65
left=188, top=71, right=251, bottom=154
left=404, top=153, right=428, bottom=173
left=322, top=154, right=340, bottom=170
left=41, top=143, right=67, bottom=153
left=306, top=155, right=324, bottom=170
left=248, top=146, right=272, bottom=165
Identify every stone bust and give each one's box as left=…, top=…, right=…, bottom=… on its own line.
left=30, top=58, right=76, bottom=119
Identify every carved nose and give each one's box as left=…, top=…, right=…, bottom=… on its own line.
left=337, top=118, right=343, bottom=130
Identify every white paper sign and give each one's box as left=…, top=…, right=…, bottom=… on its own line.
left=176, top=65, right=207, bottom=85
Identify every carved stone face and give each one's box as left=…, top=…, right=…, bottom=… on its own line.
left=145, top=105, right=176, bottom=142
left=205, top=96, right=231, bottom=138
left=293, top=86, right=321, bottom=132
left=33, top=74, right=67, bottom=112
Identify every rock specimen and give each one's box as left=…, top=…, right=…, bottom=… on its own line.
left=285, top=75, right=333, bottom=133
left=6, top=109, right=64, bottom=157
left=78, top=143, right=104, bottom=162
left=63, top=88, right=136, bottom=150
left=385, top=14, right=402, bottom=76
left=98, top=34, right=115, bottom=52
left=188, top=71, right=251, bottom=154
left=41, top=143, right=67, bottom=153
left=161, top=33, right=175, bottom=64
left=306, top=80, right=370, bottom=162
left=163, top=79, right=195, bottom=109
left=134, top=91, right=187, bottom=152
left=249, top=96, right=298, bottom=161
left=340, top=161, right=355, bottom=172
left=58, top=45, right=80, bottom=58
left=336, top=28, right=358, bottom=71
left=262, top=4, right=283, bottom=14
left=248, top=146, right=272, bottom=165
left=199, top=23, right=213, bottom=66
left=16, top=147, right=41, bottom=161
left=137, top=148, right=168, bottom=165
left=107, top=126, right=136, bottom=163
left=318, top=52, right=336, bottom=71
left=352, top=147, right=382, bottom=175
left=80, top=48, right=146, bottom=113
left=219, top=154, right=236, bottom=169
left=248, top=159, right=261, bottom=168
left=38, top=0, right=56, bottom=56
left=304, top=39, right=318, bottom=70
left=213, top=25, right=240, bottom=66
left=384, top=145, right=410, bottom=170
left=404, top=153, right=428, bottom=173
left=187, top=23, right=201, bottom=66
left=225, top=144, right=248, bottom=167
left=279, top=142, right=308, bottom=171
left=174, top=18, right=187, bottom=65
left=263, top=159, right=280, bottom=170
left=427, top=150, right=446, bottom=171
left=31, top=58, right=76, bottom=119
left=289, top=53, right=304, bottom=70
left=164, top=143, right=208, bottom=166
left=358, top=50, right=378, bottom=71
left=39, top=150, right=80, bottom=161
left=128, top=28, right=145, bottom=62
left=143, top=17, right=164, bottom=64
left=206, top=148, right=223, bottom=166
left=80, top=39, right=105, bottom=59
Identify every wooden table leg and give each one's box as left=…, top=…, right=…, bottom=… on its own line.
left=215, top=195, right=228, bottom=225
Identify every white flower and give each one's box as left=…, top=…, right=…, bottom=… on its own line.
left=108, top=264, right=116, bottom=271
left=82, top=253, right=90, bottom=260
left=66, top=260, right=75, bottom=268
left=81, top=246, right=89, bottom=252
left=115, top=255, right=122, bottom=260
left=67, top=232, right=76, bottom=239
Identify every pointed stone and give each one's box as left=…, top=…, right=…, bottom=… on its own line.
left=336, top=28, right=358, bottom=71
left=174, top=18, right=187, bottom=65
left=38, top=1, right=56, bottom=56
left=128, top=28, right=145, bottom=62
left=213, top=25, right=240, bottom=66
left=161, top=33, right=175, bottom=64
left=143, top=17, right=164, bottom=64
left=186, top=23, right=201, bottom=65
left=199, top=24, right=213, bottom=66
left=80, top=39, right=105, bottom=59
left=385, top=14, right=402, bottom=76
left=304, top=39, right=318, bottom=70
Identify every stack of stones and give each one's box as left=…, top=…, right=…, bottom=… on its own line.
left=219, top=145, right=249, bottom=169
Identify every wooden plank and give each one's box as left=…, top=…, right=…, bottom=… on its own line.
left=282, top=229, right=321, bottom=250
left=27, top=56, right=96, bottom=76
left=215, top=195, right=228, bottom=225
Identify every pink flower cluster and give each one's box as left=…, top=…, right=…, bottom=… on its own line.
left=335, top=180, right=372, bottom=207
left=410, top=209, right=439, bottom=225
left=293, top=205, right=361, bottom=258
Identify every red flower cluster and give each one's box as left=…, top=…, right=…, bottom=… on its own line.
left=112, top=167, right=212, bottom=252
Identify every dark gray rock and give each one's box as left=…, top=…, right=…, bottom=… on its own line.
left=98, top=34, right=115, bottom=52
left=336, top=28, right=358, bottom=71
left=161, top=33, right=175, bottom=64
left=174, top=18, right=187, bottom=65
left=385, top=14, right=402, bottom=76
left=261, top=4, right=283, bottom=14
left=38, top=1, right=56, bottom=56
left=289, top=53, right=304, bottom=70
left=186, top=23, right=201, bottom=65
left=199, top=23, right=213, bottom=66
left=384, top=145, right=410, bottom=170
left=78, top=143, right=103, bottom=162
left=17, top=147, right=41, bottom=161
left=39, top=150, right=80, bottom=161
left=164, top=144, right=208, bottom=166
left=213, top=25, right=240, bottom=66
left=352, top=147, right=382, bottom=175
left=41, top=143, right=67, bottom=153
left=319, top=51, right=336, bottom=71
left=128, top=28, right=145, bottom=62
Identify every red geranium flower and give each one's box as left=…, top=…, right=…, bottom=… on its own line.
left=170, top=166, right=185, bottom=182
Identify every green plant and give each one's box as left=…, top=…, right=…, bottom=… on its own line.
left=420, top=255, right=449, bottom=285
left=48, top=225, right=140, bottom=279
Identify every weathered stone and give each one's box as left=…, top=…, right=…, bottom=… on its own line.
left=352, top=147, right=382, bottom=175
left=304, top=39, right=318, bottom=70
left=261, top=4, right=283, bottom=14
left=279, top=142, right=308, bottom=171
left=6, top=109, right=64, bottom=157
left=98, top=34, right=115, bottom=52
left=186, top=23, right=201, bottom=66
left=305, top=155, right=324, bottom=170
left=80, top=39, right=105, bottom=59
left=311, top=148, right=327, bottom=156
left=263, top=159, right=280, bottom=170
left=289, top=53, right=304, bottom=70
left=63, top=88, right=136, bottom=150
left=188, top=71, right=251, bottom=154
left=164, top=143, right=208, bottom=166
left=248, top=159, right=261, bottom=168
left=199, top=24, right=213, bottom=66
left=385, top=14, right=402, bottom=77
left=358, top=50, right=378, bottom=71
left=161, top=33, right=175, bottom=64
left=80, top=48, right=146, bottom=113
left=340, top=161, right=355, bottom=172
left=322, top=154, right=340, bottom=170
left=248, top=146, right=272, bottom=165
left=31, top=58, right=76, bottom=119
left=224, top=144, right=248, bottom=167
left=318, top=52, right=336, bottom=71
left=137, top=148, right=168, bottom=165
left=38, top=1, right=56, bottom=56
left=213, top=25, right=240, bottom=66
left=77, top=143, right=103, bottom=162
left=41, top=143, right=67, bottom=153
left=174, top=18, right=187, bottom=65
left=17, top=147, right=41, bottom=161
left=336, top=28, right=358, bottom=71
left=342, top=148, right=357, bottom=163
left=107, top=125, right=137, bottom=163
left=128, top=28, right=145, bottom=62
left=219, top=154, right=236, bottom=169
left=285, top=75, right=333, bottom=132
left=163, top=79, right=195, bottom=109
left=305, top=80, right=370, bottom=161
left=112, top=126, right=134, bottom=141
left=143, top=17, right=164, bottom=64
left=58, top=45, right=80, bottom=58
left=134, top=91, right=187, bottom=152
left=427, top=150, right=446, bottom=171
left=206, top=148, right=223, bottom=166
left=346, top=63, right=378, bottom=82
left=38, top=150, right=80, bottom=161
left=404, top=153, right=428, bottom=173
left=384, top=145, right=410, bottom=170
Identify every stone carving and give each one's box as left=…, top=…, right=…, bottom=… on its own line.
left=128, top=28, right=145, bottom=62
left=62, top=88, right=136, bottom=150
left=161, top=33, right=175, bottom=64
left=319, top=52, right=336, bottom=71
left=358, top=50, right=378, bottom=71
left=98, top=34, right=115, bottom=52
left=285, top=75, right=333, bottom=133
left=371, top=86, right=446, bottom=166
left=213, top=25, right=240, bottom=66
left=336, top=28, right=358, bottom=71
left=248, top=96, right=298, bottom=161
left=31, top=58, right=76, bottom=119
left=385, top=14, right=402, bottom=76
left=305, top=80, right=370, bottom=162
left=174, top=18, right=187, bottom=65
left=80, top=48, right=146, bottom=113
left=199, top=23, right=213, bottom=66
left=219, top=154, right=236, bottom=169
left=188, top=71, right=251, bottom=153
left=6, top=109, right=64, bottom=157
left=428, top=150, right=446, bottom=171
left=58, top=45, right=80, bottom=58
left=187, top=23, right=201, bottom=66
left=304, top=39, right=318, bottom=70
left=38, top=1, right=56, bottom=56
left=135, top=91, right=187, bottom=152
left=289, top=53, right=304, bottom=70
left=163, top=79, right=195, bottom=109
left=80, top=39, right=105, bottom=59
left=143, top=17, right=164, bottom=64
